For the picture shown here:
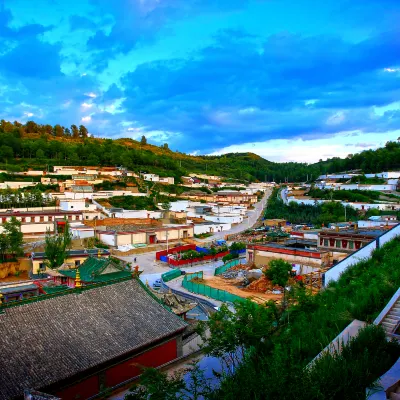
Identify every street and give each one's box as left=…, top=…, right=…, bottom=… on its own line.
left=209, top=189, right=271, bottom=239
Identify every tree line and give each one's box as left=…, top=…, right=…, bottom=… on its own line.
left=1, top=118, right=400, bottom=183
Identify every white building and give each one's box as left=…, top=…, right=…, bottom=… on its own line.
left=365, top=172, right=400, bottom=179
left=339, top=184, right=396, bottom=191
left=194, top=222, right=232, bottom=235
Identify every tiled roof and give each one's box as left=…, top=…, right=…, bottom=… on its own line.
left=0, top=279, right=187, bottom=399
left=58, top=257, right=131, bottom=282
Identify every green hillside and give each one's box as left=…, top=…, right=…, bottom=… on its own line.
left=1, top=119, right=399, bottom=183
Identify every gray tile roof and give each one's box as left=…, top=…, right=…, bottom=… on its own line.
left=0, top=279, right=187, bottom=399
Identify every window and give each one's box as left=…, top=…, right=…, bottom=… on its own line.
left=71, top=206, right=74, bottom=209
left=21, top=217, right=25, bottom=223
left=335, top=240, right=341, bottom=248
left=39, top=263, right=45, bottom=270
left=86, top=216, right=89, bottom=219
left=40, top=216, right=44, bottom=222
left=76, top=216, right=79, bottom=220
left=75, top=260, right=81, bottom=266
left=349, top=241, right=354, bottom=249
left=324, top=239, right=329, bottom=247
left=48, top=216, right=52, bottom=222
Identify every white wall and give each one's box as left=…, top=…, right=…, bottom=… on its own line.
left=323, top=224, right=400, bottom=286
left=194, top=223, right=232, bottom=235
left=379, top=224, right=400, bottom=247
left=204, top=215, right=243, bottom=224
left=60, top=200, right=86, bottom=211
left=98, top=233, right=116, bottom=246
left=339, top=184, right=396, bottom=191
left=358, top=220, right=398, bottom=228
left=324, top=241, right=376, bottom=286
left=169, top=200, right=189, bottom=212
left=113, top=210, right=163, bottom=219
left=71, top=227, right=94, bottom=239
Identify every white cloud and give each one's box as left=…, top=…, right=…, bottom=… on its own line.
left=85, top=92, right=97, bottom=98
left=81, top=116, right=92, bottom=122
left=384, top=67, right=400, bottom=73
left=81, top=102, right=93, bottom=109
left=210, top=130, right=400, bottom=163
left=24, top=112, right=34, bottom=117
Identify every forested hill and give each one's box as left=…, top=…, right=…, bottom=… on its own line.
left=0, top=119, right=399, bottom=182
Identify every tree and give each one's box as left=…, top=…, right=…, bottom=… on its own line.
left=0, top=233, right=9, bottom=262
left=199, top=300, right=281, bottom=371
left=161, top=200, right=171, bottom=212
left=0, top=145, right=14, bottom=161
left=2, top=217, right=23, bottom=258
left=36, top=148, right=45, bottom=161
left=54, top=124, right=64, bottom=137
left=64, top=127, right=71, bottom=136
left=140, top=135, right=147, bottom=145
left=125, top=363, right=212, bottom=400
left=71, top=124, right=79, bottom=138
left=265, top=259, right=292, bottom=306
left=44, top=221, right=72, bottom=270
left=79, top=125, right=88, bottom=138
left=25, top=120, right=38, bottom=134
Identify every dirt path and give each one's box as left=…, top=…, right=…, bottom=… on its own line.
left=203, top=276, right=282, bottom=303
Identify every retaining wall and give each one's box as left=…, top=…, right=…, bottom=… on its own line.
left=323, top=224, right=400, bottom=287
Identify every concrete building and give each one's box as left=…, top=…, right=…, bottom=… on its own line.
left=247, top=243, right=332, bottom=273
left=97, top=225, right=194, bottom=247
left=194, top=222, right=232, bottom=235
left=317, top=228, right=386, bottom=253
left=0, top=181, right=37, bottom=190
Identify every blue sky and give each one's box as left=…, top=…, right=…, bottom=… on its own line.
left=1, top=0, right=400, bottom=162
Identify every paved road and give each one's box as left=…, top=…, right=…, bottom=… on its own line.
left=209, top=189, right=271, bottom=240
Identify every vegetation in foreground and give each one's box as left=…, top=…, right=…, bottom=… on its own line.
left=127, top=238, right=400, bottom=399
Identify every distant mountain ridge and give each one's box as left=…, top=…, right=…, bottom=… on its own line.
left=0, top=119, right=399, bottom=182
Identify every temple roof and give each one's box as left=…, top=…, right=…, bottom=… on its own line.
left=0, top=279, right=187, bottom=399
left=56, top=256, right=132, bottom=283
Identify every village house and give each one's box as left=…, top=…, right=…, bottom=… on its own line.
left=97, top=224, right=194, bottom=247
left=317, top=227, right=386, bottom=253
left=0, top=210, right=84, bottom=237
left=0, top=278, right=187, bottom=399
left=247, top=243, right=335, bottom=274
left=0, top=181, right=37, bottom=190
left=142, top=173, right=175, bottom=185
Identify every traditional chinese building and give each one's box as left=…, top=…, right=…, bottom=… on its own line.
left=317, top=228, right=384, bottom=253
left=45, top=255, right=131, bottom=288
left=0, top=277, right=187, bottom=399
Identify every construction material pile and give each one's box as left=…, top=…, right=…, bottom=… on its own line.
left=222, top=270, right=242, bottom=279
left=246, top=275, right=282, bottom=293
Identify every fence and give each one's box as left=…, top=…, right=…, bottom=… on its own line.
left=323, top=224, right=400, bottom=287
left=215, top=258, right=245, bottom=276
left=182, top=271, right=245, bottom=303
left=161, top=269, right=182, bottom=282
